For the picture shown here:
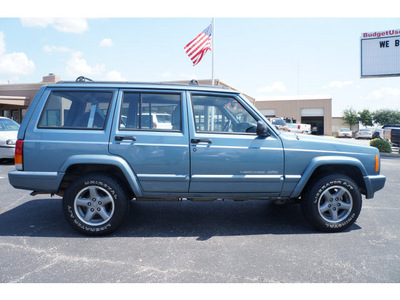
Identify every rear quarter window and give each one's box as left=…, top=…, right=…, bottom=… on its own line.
left=38, top=91, right=113, bottom=129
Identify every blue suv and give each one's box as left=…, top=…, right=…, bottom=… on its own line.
left=8, top=78, right=386, bottom=235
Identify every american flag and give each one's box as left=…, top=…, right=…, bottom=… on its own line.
left=184, top=24, right=212, bottom=66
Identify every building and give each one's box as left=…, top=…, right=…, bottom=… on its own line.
left=0, top=74, right=60, bottom=123
left=255, top=96, right=332, bottom=136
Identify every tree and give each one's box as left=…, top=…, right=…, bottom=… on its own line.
left=373, top=109, right=400, bottom=125
left=358, top=109, right=373, bottom=127
left=342, top=107, right=358, bottom=130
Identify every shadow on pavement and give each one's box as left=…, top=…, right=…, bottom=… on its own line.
left=0, top=198, right=360, bottom=239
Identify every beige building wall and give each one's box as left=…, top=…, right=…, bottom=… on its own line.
left=254, top=97, right=332, bottom=136
left=0, top=74, right=60, bottom=122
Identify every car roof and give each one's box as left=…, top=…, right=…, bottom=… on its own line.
left=48, top=80, right=239, bottom=94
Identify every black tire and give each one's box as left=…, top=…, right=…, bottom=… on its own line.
left=62, top=173, right=129, bottom=236
left=301, top=174, right=362, bottom=233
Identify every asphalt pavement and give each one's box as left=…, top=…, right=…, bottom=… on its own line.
left=0, top=145, right=399, bottom=283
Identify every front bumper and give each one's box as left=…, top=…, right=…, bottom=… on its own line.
left=364, top=174, right=386, bottom=199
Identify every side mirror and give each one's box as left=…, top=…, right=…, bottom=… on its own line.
left=256, top=121, right=269, bottom=137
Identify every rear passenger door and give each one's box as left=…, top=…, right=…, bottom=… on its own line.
left=109, top=89, right=190, bottom=193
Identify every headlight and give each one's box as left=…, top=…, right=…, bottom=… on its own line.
left=6, top=139, right=17, bottom=146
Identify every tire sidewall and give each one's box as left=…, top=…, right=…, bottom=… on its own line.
left=63, top=174, right=128, bottom=235
left=303, top=175, right=362, bottom=232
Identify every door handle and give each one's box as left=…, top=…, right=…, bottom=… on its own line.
left=115, top=136, right=137, bottom=141
left=191, top=138, right=212, bottom=144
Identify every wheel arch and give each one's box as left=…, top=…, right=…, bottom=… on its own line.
left=290, top=156, right=368, bottom=199
left=58, top=155, right=143, bottom=198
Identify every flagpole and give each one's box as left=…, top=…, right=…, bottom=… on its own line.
left=211, top=18, right=215, bottom=86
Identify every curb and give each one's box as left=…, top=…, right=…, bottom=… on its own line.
left=380, top=152, right=399, bottom=157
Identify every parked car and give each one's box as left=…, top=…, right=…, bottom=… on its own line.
left=8, top=77, right=386, bottom=235
left=356, top=129, right=373, bottom=139
left=391, top=128, right=400, bottom=148
left=372, top=126, right=382, bottom=139
left=381, top=124, right=400, bottom=143
left=0, top=117, right=20, bottom=159
left=338, top=128, right=352, bottom=138
left=269, top=118, right=288, bottom=131
left=287, top=123, right=311, bottom=134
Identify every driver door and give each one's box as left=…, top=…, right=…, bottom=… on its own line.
left=188, top=92, right=284, bottom=195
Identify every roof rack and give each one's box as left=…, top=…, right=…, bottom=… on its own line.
left=56, top=76, right=231, bottom=90
left=75, top=76, right=94, bottom=82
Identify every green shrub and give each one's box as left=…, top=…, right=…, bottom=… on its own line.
left=370, top=138, right=392, bottom=153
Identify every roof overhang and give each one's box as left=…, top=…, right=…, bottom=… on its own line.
left=0, top=95, right=29, bottom=106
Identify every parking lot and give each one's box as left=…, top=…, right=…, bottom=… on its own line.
left=0, top=139, right=399, bottom=283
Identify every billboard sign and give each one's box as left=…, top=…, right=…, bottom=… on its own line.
left=361, top=29, right=400, bottom=77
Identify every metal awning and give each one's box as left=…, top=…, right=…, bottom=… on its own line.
left=0, top=95, right=29, bottom=106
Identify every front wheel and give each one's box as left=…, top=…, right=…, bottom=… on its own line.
left=301, top=174, right=362, bottom=232
left=62, top=173, right=129, bottom=235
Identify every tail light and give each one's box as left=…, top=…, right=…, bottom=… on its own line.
left=15, top=139, right=24, bottom=170
left=153, top=122, right=157, bottom=128
left=375, top=155, right=379, bottom=173
left=298, top=125, right=300, bottom=129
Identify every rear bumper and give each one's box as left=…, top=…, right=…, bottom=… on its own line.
left=0, top=146, right=15, bottom=159
left=8, top=170, right=63, bottom=193
left=364, top=174, right=386, bottom=199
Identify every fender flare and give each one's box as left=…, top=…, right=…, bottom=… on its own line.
left=289, top=156, right=368, bottom=199
left=59, top=154, right=144, bottom=197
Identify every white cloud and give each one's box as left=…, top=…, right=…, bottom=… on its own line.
left=0, top=32, right=5, bottom=54
left=161, top=72, right=173, bottom=80
left=105, top=70, right=126, bottom=81
left=366, top=87, right=400, bottom=100
left=362, top=87, right=400, bottom=111
left=43, top=45, right=72, bottom=53
left=66, top=51, right=105, bottom=78
left=44, top=43, right=124, bottom=81
left=0, top=32, right=35, bottom=81
left=322, top=80, right=353, bottom=89
left=21, top=18, right=88, bottom=34
left=257, top=82, right=287, bottom=94
left=99, top=38, right=114, bottom=47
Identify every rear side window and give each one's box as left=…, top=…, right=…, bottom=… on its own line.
left=120, top=92, right=181, bottom=131
left=38, top=91, right=113, bottom=129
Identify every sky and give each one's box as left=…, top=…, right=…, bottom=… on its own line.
left=1, top=2, right=400, bottom=117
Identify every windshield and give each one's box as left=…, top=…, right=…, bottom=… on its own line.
left=272, top=119, right=286, bottom=126
left=360, top=129, right=371, bottom=132
left=0, top=118, right=20, bottom=131
left=340, top=129, right=350, bottom=132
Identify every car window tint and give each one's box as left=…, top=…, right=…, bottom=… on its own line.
left=38, top=91, right=113, bottom=129
left=191, top=95, right=257, bottom=134
left=120, top=92, right=181, bottom=131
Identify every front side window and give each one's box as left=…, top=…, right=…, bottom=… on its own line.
left=38, top=91, right=113, bottom=129
left=120, top=92, right=181, bottom=131
left=191, top=95, right=258, bottom=134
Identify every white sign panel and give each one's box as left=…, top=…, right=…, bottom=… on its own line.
left=361, top=29, right=400, bottom=77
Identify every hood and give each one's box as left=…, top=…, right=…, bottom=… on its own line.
left=279, top=132, right=378, bottom=156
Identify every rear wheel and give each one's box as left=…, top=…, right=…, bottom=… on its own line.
left=301, top=174, right=362, bottom=232
left=62, top=173, right=129, bottom=235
